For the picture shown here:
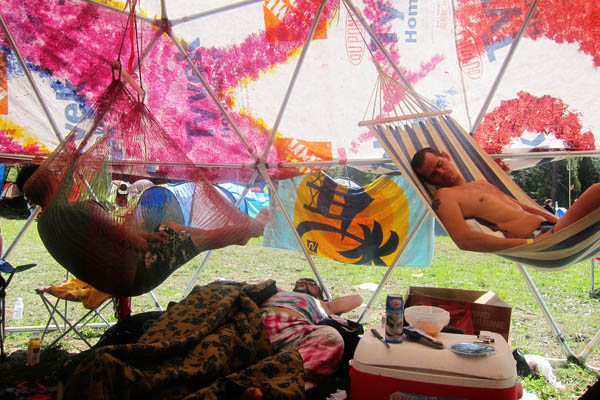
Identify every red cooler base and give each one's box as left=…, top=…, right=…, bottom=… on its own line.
left=349, top=367, right=522, bottom=400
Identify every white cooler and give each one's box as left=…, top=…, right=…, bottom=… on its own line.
left=349, top=328, right=522, bottom=399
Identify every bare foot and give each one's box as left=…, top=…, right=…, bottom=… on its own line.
left=255, top=208, right=270, bottom=226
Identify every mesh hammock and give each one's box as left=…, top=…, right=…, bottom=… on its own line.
left=25, top=79, right=265, bottom=296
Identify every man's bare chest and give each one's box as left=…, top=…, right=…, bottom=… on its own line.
left=454, top=182, right=515, bottom=212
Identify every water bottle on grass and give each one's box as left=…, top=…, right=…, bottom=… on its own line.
left=12, top=297, right=24, bottom=321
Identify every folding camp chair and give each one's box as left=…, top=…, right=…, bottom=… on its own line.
left=362, top=69, right=600, bottom=367
left=36, top=277, right=114, bottom=347
left=0, top=261, right=36, bottom=358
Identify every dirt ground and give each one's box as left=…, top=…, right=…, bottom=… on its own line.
left=0, top=345, right=74, bottom=399
left=3, top=341, right=600, bottom=400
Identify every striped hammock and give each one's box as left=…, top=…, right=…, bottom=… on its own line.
left=362, top=73, right=600, bottom=270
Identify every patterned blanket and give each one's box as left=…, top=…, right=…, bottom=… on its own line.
left=61, top=281, right=305, bottom=399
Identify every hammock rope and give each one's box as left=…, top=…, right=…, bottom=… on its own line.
left=362, top=70, right=600, bottom=270
left=360, top=68, right=452, bottom=128
left=24, top=79, right=265, bottom=296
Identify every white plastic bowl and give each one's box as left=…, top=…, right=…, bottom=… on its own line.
left=404, top=305, right=450, bottom=336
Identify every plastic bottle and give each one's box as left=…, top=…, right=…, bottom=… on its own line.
left=26, top=336, right=41, bottom=366
left=12, top=297, right=23, bottom=321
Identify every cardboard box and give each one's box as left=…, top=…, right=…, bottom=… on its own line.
left=405, top=286, right=512, bottom=341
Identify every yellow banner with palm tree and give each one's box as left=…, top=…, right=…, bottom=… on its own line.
left=263, top=172, right=434, bottom=267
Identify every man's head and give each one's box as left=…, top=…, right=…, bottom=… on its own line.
left=16, top=163, right=59, bottom=208
left=545, top=199, right=552, bottom=205
left=16, top=163, right=40, bottom=194
left=411, top=147, right=463, bottom=187
left=293, top=278, right=324, bottom=300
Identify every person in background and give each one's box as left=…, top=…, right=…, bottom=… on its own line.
left=113, top=183, right=133, bottom=319
left=543, top=199, right=555, bottom=215
left=115, top=183, right=129, bottom=208
left=112, top=183, right=136, bottom=225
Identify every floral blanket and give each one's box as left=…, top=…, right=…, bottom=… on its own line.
left=61, top=281, right=305, bottom=399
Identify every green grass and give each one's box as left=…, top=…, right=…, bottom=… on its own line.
left=1, top=216, right=599, bottom=398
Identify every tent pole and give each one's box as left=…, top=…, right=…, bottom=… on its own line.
left=147, top=291, right=163, bottom=311
left=90, top=157, right=395, bottom=169
left=274, top=158, right=395, bottom=169
left=160, top=0, right=167, bottom=19
left=342, top=0, right=428, bottom=114
left=0, top=151, right=586, bottom=169
left=489, top=150, right=600, bottom=159
left=591, top=258, right=598, bottom=298
left=2, top=206, right=41, bottom=261
left=342, top=0, right=408, bottom=88
left=69, top=82, right=122, bottom=158
left=79, top=0, right=155, bottom=23
left=470, top=0, right=540, bottom=135
left=516, top=263, right=579, bottom=363
left=166, top=29, right=259, bottom=161
left=181, top=171, right=260, bottom=298
left=0, top=13, right=63, bottom=143
left=357, top=209, right=430, bottom=323
left=576, top=329, right=600, bottom=371
left=182, top=251, right=214, bottom=298
left=169, top=0, right=264, bottom=26
left=256, top=163, right=333, bottom=300
left=128, top=20, right=168, bottom=78
left=79, top=0, right=263, bottom=27
left=261, top=0, right=327, bottom=163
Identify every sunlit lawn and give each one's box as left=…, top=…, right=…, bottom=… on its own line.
left=1, top=216, right=598, bottom=398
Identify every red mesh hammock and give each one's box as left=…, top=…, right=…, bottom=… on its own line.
left=24, top=79, right=265, bottom=296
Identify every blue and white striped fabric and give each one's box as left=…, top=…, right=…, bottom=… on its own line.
left=369, top=114, right=600, bottom=270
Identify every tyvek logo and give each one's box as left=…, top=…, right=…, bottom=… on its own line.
left=402, top=0, right=418, bottom=43
left=366, top=0, right=417, bottom=54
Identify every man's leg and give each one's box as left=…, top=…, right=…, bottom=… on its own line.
left=261, top=309, right=344, bottom=390
left=555, top=183, right=600, bottom=232
left=158, top=221, right=260, bottom=250
left=295, top=325, right=344, bottom=390
left=161, top=208, right=269, bottom=250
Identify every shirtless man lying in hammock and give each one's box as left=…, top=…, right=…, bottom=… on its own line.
left=411, top=147, right=600, bottom=252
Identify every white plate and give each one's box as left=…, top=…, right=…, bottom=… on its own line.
left=450, top=343, right=496, bottom=356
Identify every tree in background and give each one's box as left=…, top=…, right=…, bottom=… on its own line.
left=578, top=157, right=600, bottom=193
left=509, top=158, right=594, bottom=210
left=334, top=159, right=598, bottom=211
left=326, top=166, right=379, bottom=187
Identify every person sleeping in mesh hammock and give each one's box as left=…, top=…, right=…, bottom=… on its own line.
left=16, top=164, right=269, bottom=296
left=411, top=147, right=600, bottom=252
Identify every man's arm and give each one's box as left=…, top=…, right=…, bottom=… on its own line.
left=507, top=197, right=559, bottom=223
left=320, top=294, right=362, bottom=315
left=88, top=203, right=163, bottom=251
left=435, top=190, right=529, bottom=252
